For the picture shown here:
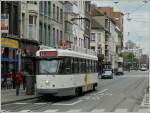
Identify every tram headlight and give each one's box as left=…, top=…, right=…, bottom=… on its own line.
left=45, top=80, right=49, bottom=84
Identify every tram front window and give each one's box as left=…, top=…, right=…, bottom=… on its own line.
left=39, top=59, right=61, bottom=74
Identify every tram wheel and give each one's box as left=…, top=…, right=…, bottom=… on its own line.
left=75, top=87, right=82, bottom=96
left=92, top=84, right=97, bottom=91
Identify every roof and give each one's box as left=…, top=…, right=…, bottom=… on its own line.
left=36, top=49, right=98, bottom=60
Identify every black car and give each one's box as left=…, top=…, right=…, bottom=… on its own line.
left=116, top=67, right=124, bottom=75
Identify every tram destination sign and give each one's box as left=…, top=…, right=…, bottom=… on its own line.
left=40, top=51, right=57, bottom=57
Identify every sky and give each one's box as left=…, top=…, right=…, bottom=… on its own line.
left=91, top=0, right=149, bottom=54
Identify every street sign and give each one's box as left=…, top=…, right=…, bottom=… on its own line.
left=1, top=14, right=9, bottom=33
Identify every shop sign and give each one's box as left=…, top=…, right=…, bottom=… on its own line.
left=1, top=38, right=19, bottom=48
left=1, top=14, right=9, bottom=33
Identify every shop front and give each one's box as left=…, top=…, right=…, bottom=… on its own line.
left=20, top=39, right=39, bottom=75
left=1, top=37, right=19, bottom=84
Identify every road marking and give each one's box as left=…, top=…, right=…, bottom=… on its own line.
left=34, top=103, right=47, bottom=105
left=52, top=100, right=83, bottom=106
left=19, top=110, right=31, bottom=112
left=91, top=109, right=105, bottom=112
left=67, top=109, right=82, bottom=112
left=97, top=89, right=108, bottom=94
left=115, top=108, right=128, bottom=112
left=91, top=89, right=108, bottom=96
left=43, top=109, right=58, bottom=112
left=138, top=108, right=149, bottom=112
left=14, top=102, right=28, bottom=105
left=1, top=110, right=9, bottom=112
left=140, top=94, right=149, bottom=107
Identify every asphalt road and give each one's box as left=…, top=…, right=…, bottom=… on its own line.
left=2, top=71, right=149, bottom=112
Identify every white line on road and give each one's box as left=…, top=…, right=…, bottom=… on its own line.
left=43, top=109, right=58, bottom=112
left=66, top=109, right=82, bottom=112
left=19, top=110, right=31, bottom=112
left=34, top=103, right=47, bottom=105
left=1, top=110, right=9, bottom=112
left=91, top=109, right=105, bottom=112
left=97, top=89, right=108, bottom=94
left=115, top=108, right=128, bottom=112
left=138, top=108, right=149, bottom=112
left=52, top=100, right=83, bottom=106
left=14, top=102, right=28, bottom=105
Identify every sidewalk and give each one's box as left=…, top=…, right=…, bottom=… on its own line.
left=1, top=87, right=39, bottom=105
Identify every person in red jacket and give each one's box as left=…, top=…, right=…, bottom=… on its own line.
left=16, top=71, right=23, bottom=96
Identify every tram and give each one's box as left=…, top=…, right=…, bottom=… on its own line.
left=35, top=48, right=98, bottom=96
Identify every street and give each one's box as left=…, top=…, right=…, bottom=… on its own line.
left=2, top=71, right=149, bottom=112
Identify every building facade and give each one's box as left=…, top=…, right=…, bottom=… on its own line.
left=84, top=1, right=91, bottom=49
left=63, top=1, right=74, bottom=48
left=20, top=1, right=39, bottom=74
left=1, top=1, right=21, bottom=77
left=39, top=1, right=64, bottom=48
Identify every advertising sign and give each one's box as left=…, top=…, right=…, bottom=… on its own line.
left=1, top=14, right=9, bottom=33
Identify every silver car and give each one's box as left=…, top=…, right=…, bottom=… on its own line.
left=101, top=69, right=113, bottom=79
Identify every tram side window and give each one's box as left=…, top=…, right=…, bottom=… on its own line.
left=74, top=58, right=79, bottom=74
left=71, top=58, right=74, bottom=74
left=78, top=58, right=81, bottom=73
left=64, top=58, right=71, bottom=74
left=92, top=60, right=94, bottom=73
left=82, top=59, right=86, bottom=73
left=86, top=60, right=89, bottom=73
left=95, top=61, right=97, bottom=72
left=89, top=60, right=91, bottom=73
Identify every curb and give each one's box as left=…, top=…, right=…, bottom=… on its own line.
left=1, top=96, right=40, bottom=105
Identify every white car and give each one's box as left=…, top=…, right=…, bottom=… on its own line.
left=140, top=67, right=147, bottom=71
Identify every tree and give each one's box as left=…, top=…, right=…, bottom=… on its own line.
left=126, top=52, right=136, bottom=64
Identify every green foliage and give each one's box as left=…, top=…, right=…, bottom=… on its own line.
left=122, top=52, right=137, bottom=63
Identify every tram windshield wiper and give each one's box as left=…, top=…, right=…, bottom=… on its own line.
left=42, top=69, right=51, bottom=74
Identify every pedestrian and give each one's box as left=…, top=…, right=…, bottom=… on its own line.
left=12, top=69, right=16, bottom=89
left=16, top=71, right=23, bottom=96
left=22, top=70, right=28, bottom=90
left=6, top=70, right=13, bottom=89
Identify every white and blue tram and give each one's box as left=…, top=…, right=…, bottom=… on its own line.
left=35, top=49, right=98, bottom=96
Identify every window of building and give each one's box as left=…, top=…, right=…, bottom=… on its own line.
left=39, top=2, right=43, bottom=14
left=60, top=9, right=63, bottom=23
left=60, top=30, right=62, bottom=40
left=39, top=23, right=42, bottom=44
left=48, top=1, right=51, bottom=17
left=44, top=24, right=47, bottom=45
left=91, top=46, right=95, bottom=51
left=53, top=4, right=55, bottom=19
left=29, top=15, right=36, bottom=39
left=29, top=15, right=33, bottom=24
left=57, top=29, right=59, bottom=44
left=22, top=13, right=25, bottom=37
left=53, top=28, right=55, bottom=47
left=44, top=1, right=47, bottom=15
left=57, top=6, right=59, bottom=22
left=91, top=33, right=95, bottom=42
left=48, top=26, right=51, bottom=46
left=98, top=33, right=101, bottom=42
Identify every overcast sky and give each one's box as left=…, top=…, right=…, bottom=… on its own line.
left=91, top=0, right=149, bottom=54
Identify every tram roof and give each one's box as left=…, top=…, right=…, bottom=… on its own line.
left=36, top=49, right=98, bottom=60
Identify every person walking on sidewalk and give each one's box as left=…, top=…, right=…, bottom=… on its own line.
left=6, top=70, right=13, bottom=89
left=16, top=71, right=23, bottom=96
left=22, top=70, right=28, bottom=90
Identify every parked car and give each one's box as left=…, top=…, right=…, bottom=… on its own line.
left=140, top=67, right=148, bottom=71
left=116, top=67, right=124, bottom=75
left=101, top=69, right=113, bottom=79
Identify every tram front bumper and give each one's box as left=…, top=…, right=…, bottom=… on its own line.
left=36, top=88, right=75, bottom=96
